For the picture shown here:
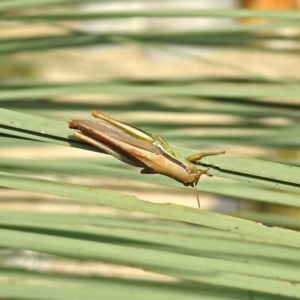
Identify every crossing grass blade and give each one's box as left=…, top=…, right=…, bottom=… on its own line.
left=1, top=108, right=299, bottom=193
left=1, top=170, right=300, bottom=249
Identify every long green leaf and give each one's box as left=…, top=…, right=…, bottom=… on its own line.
left=0, top=171, right=300, bottom=249
left=1, top=108, right=299, bottom=193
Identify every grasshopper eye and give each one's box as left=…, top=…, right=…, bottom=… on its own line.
left=186, top=165, right=194, bottom=174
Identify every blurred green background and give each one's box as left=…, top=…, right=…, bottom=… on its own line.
left=0, top=1, right=300, bottom=299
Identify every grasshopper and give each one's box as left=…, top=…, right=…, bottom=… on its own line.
left=69, top=110, right=224, bottom=207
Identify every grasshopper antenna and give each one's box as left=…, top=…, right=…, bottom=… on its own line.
left=193, top=168, right=212, bottom=208
left=192, top=182, right=200, bottom=208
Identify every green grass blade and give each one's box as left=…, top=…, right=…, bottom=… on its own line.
left=1, top=108, right=300, bottom=193
left=0, top=171, right=300, bottom=248
left=1, top=227, right=300, bottom=297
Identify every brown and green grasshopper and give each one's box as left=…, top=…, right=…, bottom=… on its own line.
left=69, top=110, right=224, bottom=207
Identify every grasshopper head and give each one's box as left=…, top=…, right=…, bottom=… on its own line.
left=182, top=163, right=210, bottom=186
left=181, top=163, right=211, bottom=208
